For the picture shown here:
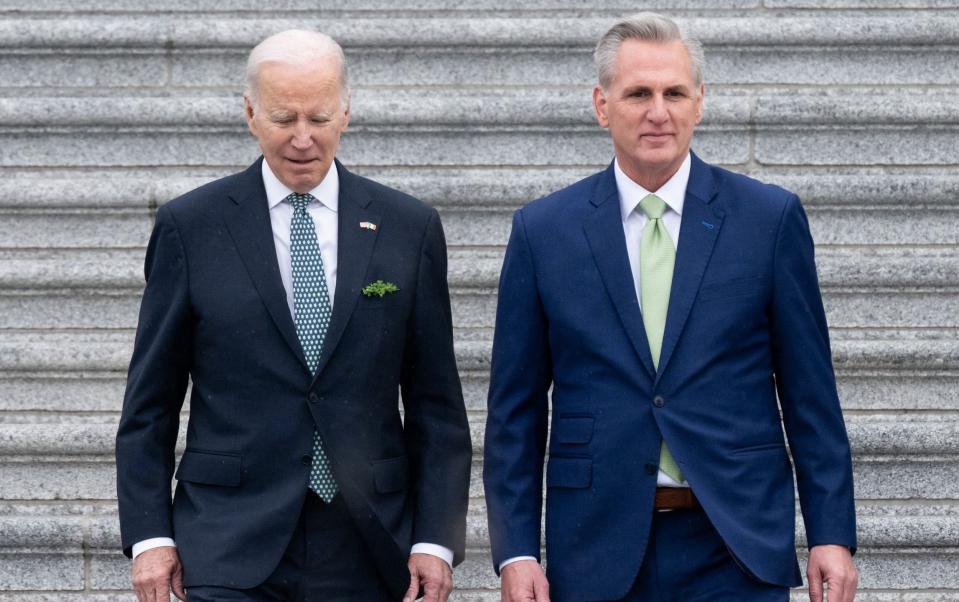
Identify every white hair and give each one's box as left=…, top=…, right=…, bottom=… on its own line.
left=594, top=12, right=705, bottom=90
left=245, top=29, right=350, bottom=106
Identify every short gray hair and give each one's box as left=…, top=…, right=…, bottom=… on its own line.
left=245, top=29, right=350, bottom=107
left=594, top=13, right=705, bottom=90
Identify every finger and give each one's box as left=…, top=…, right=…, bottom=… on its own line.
left=827, top=579, right=844, bottom=602
left=403, top=568, right=419, bottom=602
left=172, top=564, right=186, bottom=601
left=532, top=575, right=550, bottom=602
left=155, top=583, right=170, bottom=602
left=808, top=570, right=823, bottom=602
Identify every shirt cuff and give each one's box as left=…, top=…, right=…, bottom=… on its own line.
left=499, top=555, right=538, bottom=572
left=410, top=543, right=454, bottom=569
left=132, top=537, right=177, bottom=559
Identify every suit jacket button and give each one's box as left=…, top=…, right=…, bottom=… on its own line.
left=309, top=392, right=319, bottom=404
left=301, top=454, right=312, bottom=465
left=645, top=463, right=658, bottom=475
left=653, top=395, right=665, bottom=407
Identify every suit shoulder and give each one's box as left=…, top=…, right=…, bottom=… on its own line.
left=517, top=170, right=605, bottom=227
left=161, top=170, right=248, bottom=220
left=350, top=171, right=435, bottom=222
left=709, top=165, right=799, bottom=214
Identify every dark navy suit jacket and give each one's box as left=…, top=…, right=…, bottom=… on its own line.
left=483, top=153, right=856, bottom=601
left=116, top=159, right=471, bottom=596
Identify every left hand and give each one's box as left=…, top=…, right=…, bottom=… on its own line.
left=404, top=552, right=453, bottom=602
left=807, top=544, right=858, bottom=602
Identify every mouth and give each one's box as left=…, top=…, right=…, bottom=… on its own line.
left=642, top=133, right=674, bottom=142
left=285, top=157, right=319, bottom=166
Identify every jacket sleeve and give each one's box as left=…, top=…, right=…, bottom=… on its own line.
left=400, top=208, right=472, bottom=566
left=770, top=194, right=857, bottom=552
left=115, top=205, right=192, bottom=557
left=483, top=209, right=552, bottom=572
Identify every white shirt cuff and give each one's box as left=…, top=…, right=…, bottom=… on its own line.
left=132, top=537, right=176, bottom=559
left=499, top=555, right=538, bottom=572
left=411, top=543, right=454, bottom=569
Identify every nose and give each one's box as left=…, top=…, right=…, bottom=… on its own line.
left=647, top=95, right=669, bottom=123
left=291, top=121, right=314, bottom=150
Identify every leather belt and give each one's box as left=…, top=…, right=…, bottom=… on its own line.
left=654, top=487, right=699, bottom=510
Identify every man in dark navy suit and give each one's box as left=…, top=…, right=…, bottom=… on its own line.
left=484, top=13, right=857, bottom=602
left=116, top=29, right=471, bottom=602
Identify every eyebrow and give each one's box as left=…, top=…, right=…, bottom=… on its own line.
left=621, top=84, right=691, bottom=96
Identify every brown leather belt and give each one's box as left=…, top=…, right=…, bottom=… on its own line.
left=654, top=487, right=700, bottom=510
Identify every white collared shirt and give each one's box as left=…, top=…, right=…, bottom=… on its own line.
left=132, top=159, right=453, bottom=569
left=616, top=153, right=691, bottom=489
left=262, top=160, right=339, bottom=315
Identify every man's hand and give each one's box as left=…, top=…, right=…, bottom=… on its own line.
left=404, top=552, right=453, bottom=602
left=501, top=559, right=550, bottom=602
left=132, top=546, right=185, bottom=602
left=807, top=544, right=857, bottom=602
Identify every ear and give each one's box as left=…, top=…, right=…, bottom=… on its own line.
left=340, top=90, right=351, bottom=134
left=243, top=95, right=257, bottom=136
left=694, top=83, right=705, bottom=125
left=593, top=85, right=610, bottom=128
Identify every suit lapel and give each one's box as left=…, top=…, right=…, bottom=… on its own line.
left=656, top=153, right=724, bottom=381
left=222, top=159, right=310, bottom=373
left=583, top=164, right=657, bottom=380
left=311, top=161, right=381, bottom=383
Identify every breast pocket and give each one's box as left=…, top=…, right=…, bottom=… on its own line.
left=697, top=276, right=767, bottom=302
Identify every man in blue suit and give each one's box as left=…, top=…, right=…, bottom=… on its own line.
left=484, top=13, right=857, bottom=602
left=116, top=30, right=471, bottom=602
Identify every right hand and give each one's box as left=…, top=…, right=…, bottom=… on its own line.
left=501, top=559, right=550, bottom=602
left=132, top=546, right=186, bottom=601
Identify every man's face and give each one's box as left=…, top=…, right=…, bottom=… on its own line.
left=244, top=60, right=349, bottom=193
left=593, top=39, right=703, bottom=190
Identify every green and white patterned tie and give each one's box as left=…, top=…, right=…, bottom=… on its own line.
left=289, top=192, right=338, bottom=501
left=639, top=194, right=683, bottom=483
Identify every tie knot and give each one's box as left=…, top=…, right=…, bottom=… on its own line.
left=640, top=194, right=667, bottom=220
left=287, top=192, right=315, bottom=212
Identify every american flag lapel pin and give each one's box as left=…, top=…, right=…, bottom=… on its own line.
left=359, top=221, right=378, bottom=231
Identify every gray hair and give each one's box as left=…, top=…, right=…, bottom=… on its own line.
left=594, top=13, right=705, bottom=90
left=245, top=29, right=350, bottom=107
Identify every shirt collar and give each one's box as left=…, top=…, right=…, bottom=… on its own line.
left=616, top=153, right=690, bottom=223
left=262, top=159, right=339, bottom=213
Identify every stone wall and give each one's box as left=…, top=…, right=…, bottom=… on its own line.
left=0, top=1, right=957, bottom=599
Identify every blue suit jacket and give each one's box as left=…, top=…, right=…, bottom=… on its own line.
left=116, top=159, right=471, bottom=596
left=483, top=153, right=856, bottom=601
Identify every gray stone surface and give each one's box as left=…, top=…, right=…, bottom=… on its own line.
left=0, top=553, right=83, bottom=590
left=1, top=2, right=957, bottom=598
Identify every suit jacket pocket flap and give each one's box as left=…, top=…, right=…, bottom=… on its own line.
left=174, top=450, right=242, bottom=487
left=372, top=455, right=409, bottom=493
left=547, top=457, right=592, bottom=489
left=554, top=416, right=594, bottom=445
left=698, top=276, right=765, bottom=301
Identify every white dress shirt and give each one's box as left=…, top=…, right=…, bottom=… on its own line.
left=133, top=161, right=453, bottom=569
left=499, top=155, right=694, bottom=571
left=616, top=153, right=691, bottom=489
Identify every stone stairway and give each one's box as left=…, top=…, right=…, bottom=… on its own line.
left=1, top=1, right=958, bottom=599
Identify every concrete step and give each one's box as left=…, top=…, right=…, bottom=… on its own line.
left=2, top=414, right=959, bottom=501
left=1, top=501, right=959, bottom=592
left=5, top=168, right=959, bottom=210
left=2, top=93, right=957, bottom=169
left=1, top=15, right=958, bottom=91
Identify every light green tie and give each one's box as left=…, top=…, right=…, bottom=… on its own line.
left=639, top=194, right=683, bottom=483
